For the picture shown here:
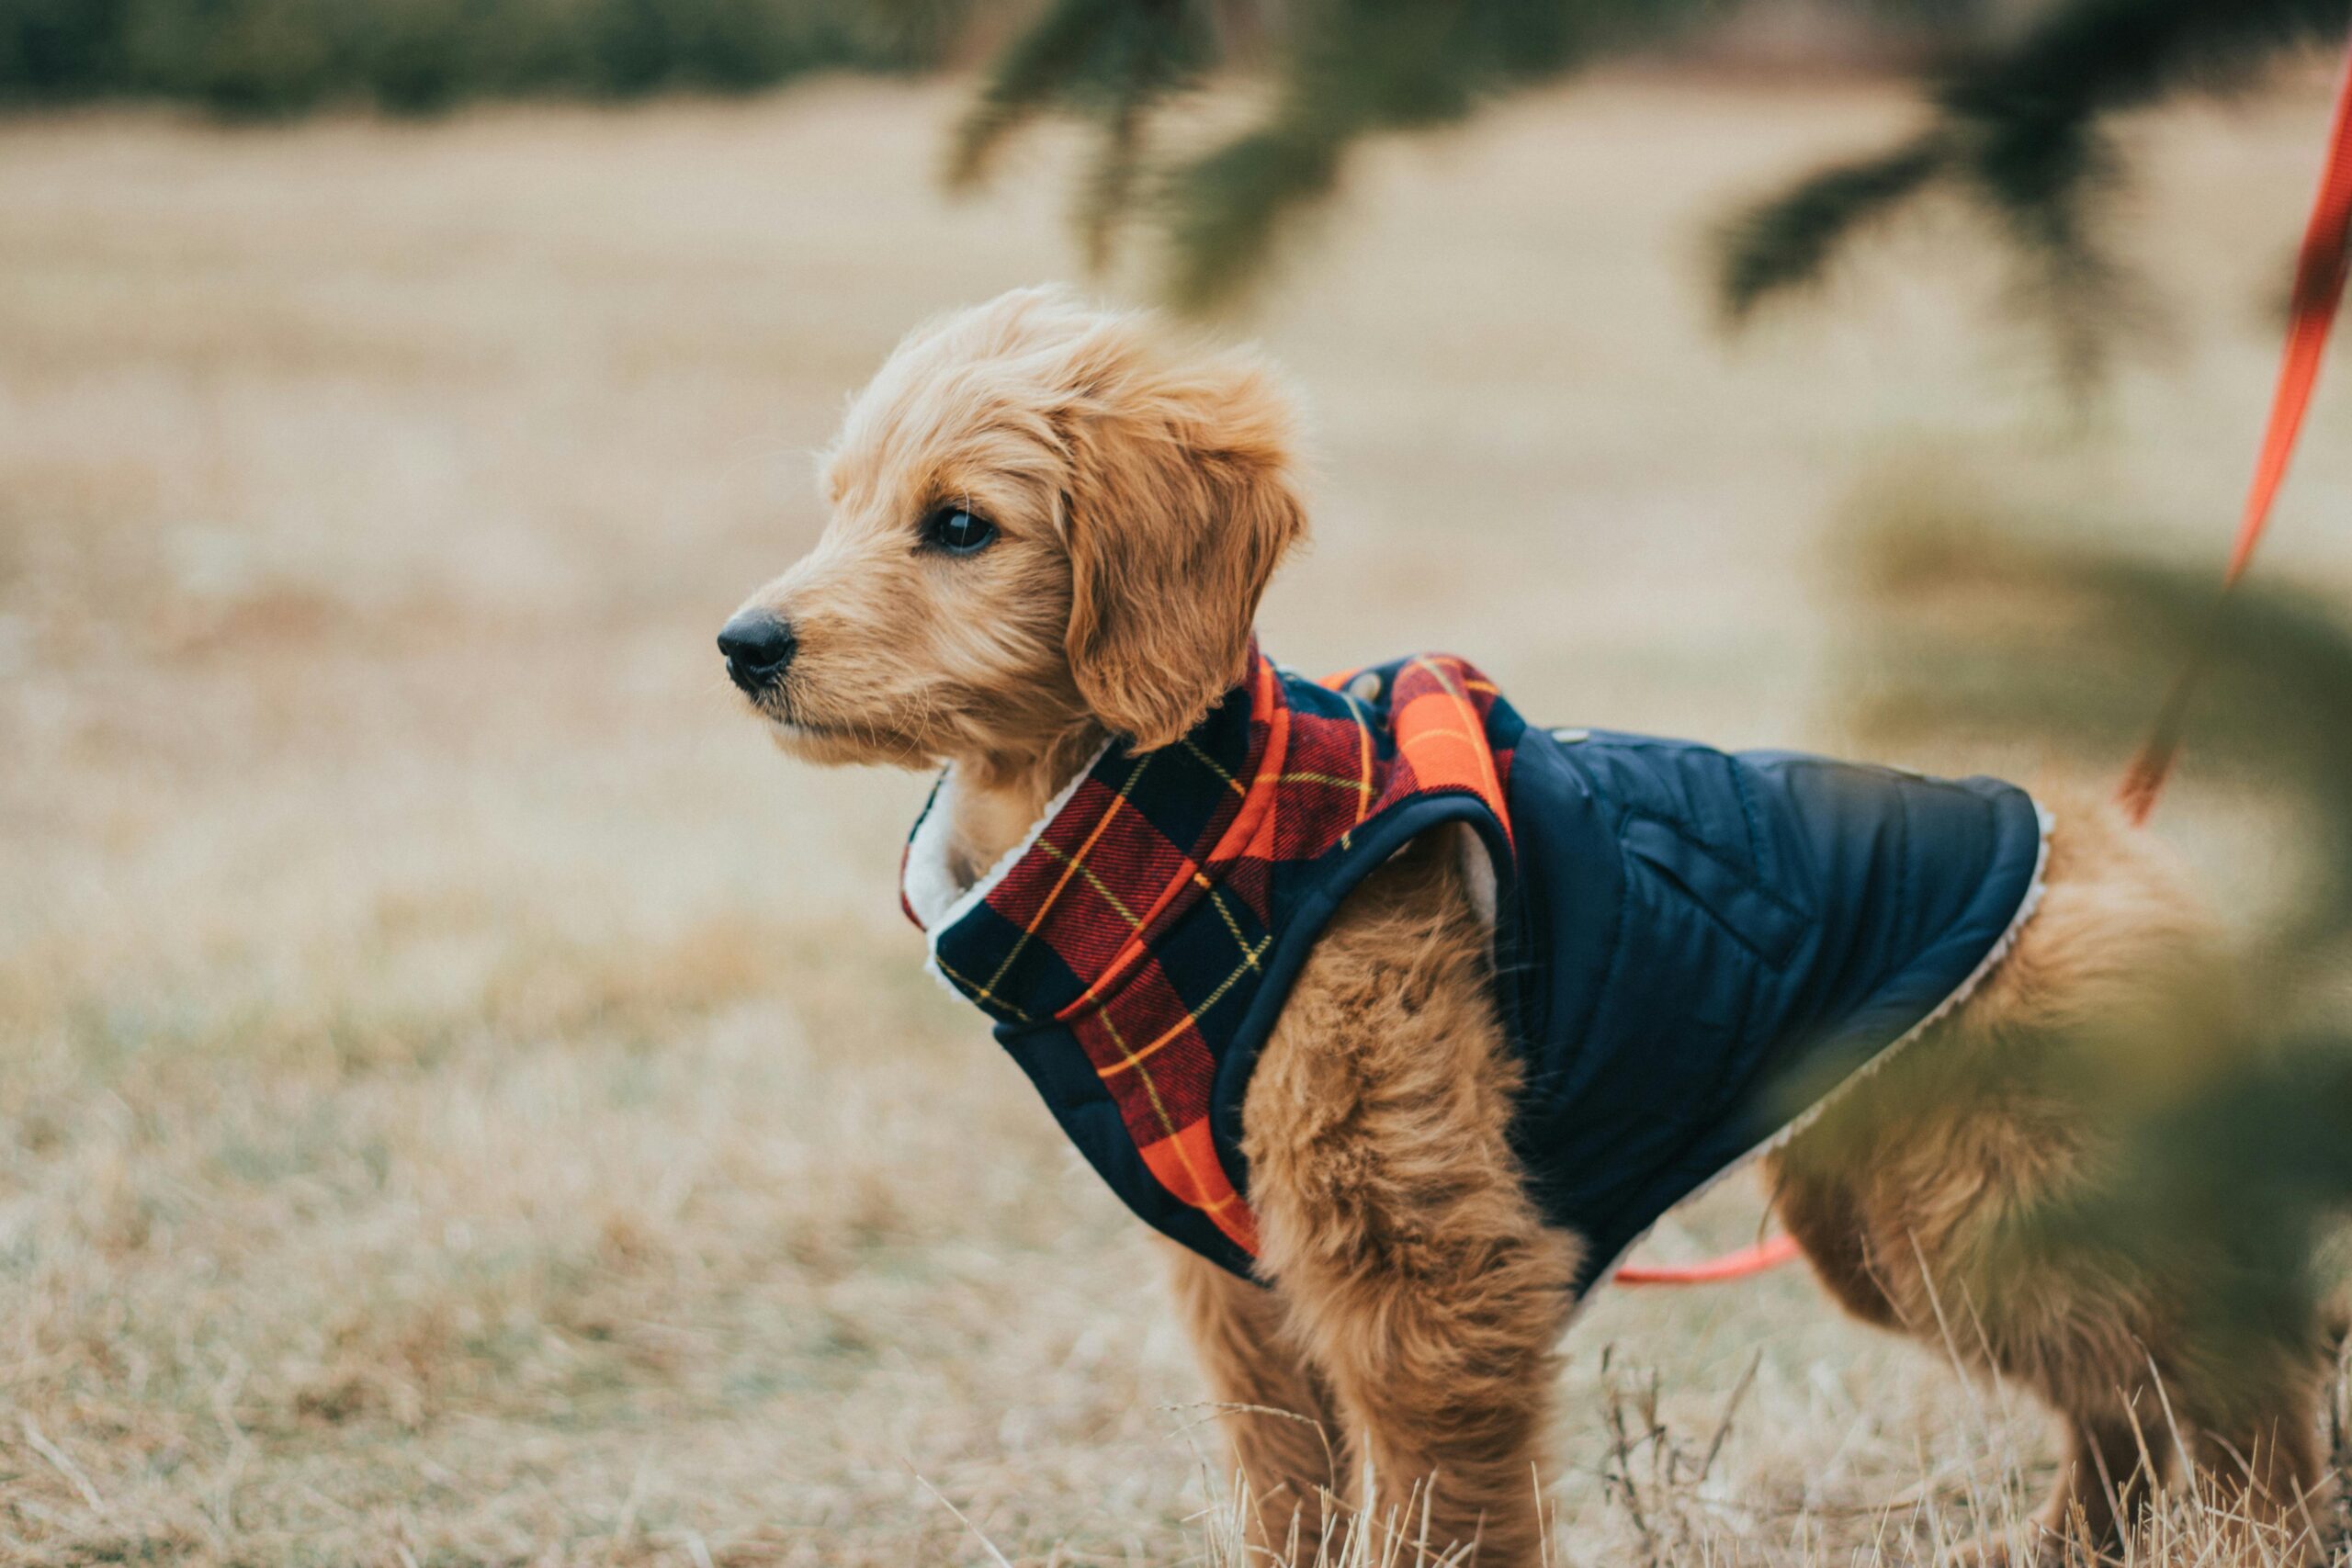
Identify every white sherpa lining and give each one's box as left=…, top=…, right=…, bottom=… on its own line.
left=1566, top=794, right=2057, bottom=1321
left=900, top=739, right=1116, bottom=998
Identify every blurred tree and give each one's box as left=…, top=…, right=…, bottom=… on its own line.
left=1829, top=510, right=2352, bottom=1376
left=956, top=0, right=2352, bottom=376
left=0, top=0, right=973, bottom=117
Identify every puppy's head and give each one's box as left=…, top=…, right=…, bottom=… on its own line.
left=720, top=286, right=1306, bottom=771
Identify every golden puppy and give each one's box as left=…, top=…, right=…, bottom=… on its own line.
left=720, top=287, right=2333, bottom=1565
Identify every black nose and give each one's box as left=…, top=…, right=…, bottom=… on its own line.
left=718, top=610, right=797, bottom=694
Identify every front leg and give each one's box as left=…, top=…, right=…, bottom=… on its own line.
left=1242, top=833, right=1579, bottom=1566
left=1163, top=1244, right=1345, bottom=1548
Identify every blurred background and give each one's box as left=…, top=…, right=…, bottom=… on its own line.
left=5, top=2, right=2352, bottom=1563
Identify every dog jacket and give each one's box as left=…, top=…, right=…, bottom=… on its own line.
left=899, top=648, right=2047, bottom=1294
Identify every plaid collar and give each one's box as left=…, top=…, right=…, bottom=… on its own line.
left=899, top=644, right=1519, bottom=1261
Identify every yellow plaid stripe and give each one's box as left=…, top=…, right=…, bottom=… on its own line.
left=1092, top=1004, right=1246, bottom=1217
left=1408, top=656, right=1507, bottom=815
left=1350, top=707, right=1374, bottom=829
left=1095, top=927, right=1273, bottom=1080
left=1182, top=736, right=1248, bottom=797
left=971, top=753, right=1154, bottom=1006
left=1274, top=769, right=1377, bottom=794
left=931, top=949, right=1031, bottom=1022
left=1326, top=679, right=1379, bottom=853
left=1038, top=838, right=1143, bottom=930
left=1200, top=875, right=1263, bottom=975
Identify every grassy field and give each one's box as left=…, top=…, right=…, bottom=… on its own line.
left=5, top=73, right=2352, bottom=1566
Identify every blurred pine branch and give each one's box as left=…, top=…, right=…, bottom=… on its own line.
left=22, top=0, right=2349, bottom=371
left=956, top=0, right=2350, bottom=361
left=1719, top=0, right=2349, bottom=385
left=1835, top=505, right=2352, bottom=1378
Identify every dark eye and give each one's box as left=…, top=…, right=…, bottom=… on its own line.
left=922, top=507, right=997, bottom=555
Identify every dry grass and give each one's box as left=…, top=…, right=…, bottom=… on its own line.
left=3, top=73, right=2351, bottom=1566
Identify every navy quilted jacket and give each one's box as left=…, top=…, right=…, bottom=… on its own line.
left=902, top=651, right=2046, bottom=1294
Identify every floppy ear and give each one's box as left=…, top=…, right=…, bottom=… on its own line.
left=1059, top=347, right=1307, bottom=750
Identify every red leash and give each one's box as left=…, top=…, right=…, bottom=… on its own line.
left=1616, top=1233, right=1801, bottom=1286
left=1624, top=40, right=2352, bottom=1288
left=2119, top=34, right=2352, bottom=826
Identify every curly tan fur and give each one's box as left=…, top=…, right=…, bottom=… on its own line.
left=1770, top=786, right=2335, bottom=1563
left=729, top=287, right=2333, bottom=1566
left=1239, top=829, right=1580, bottom=1558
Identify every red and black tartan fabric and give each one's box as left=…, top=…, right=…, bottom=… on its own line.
left=900, top=645, right=1525, bottom=1271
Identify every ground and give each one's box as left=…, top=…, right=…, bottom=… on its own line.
left=3, top=71, right=2350, bottom=1567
